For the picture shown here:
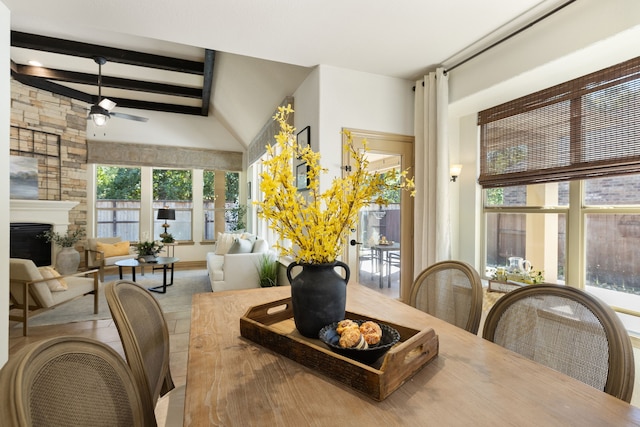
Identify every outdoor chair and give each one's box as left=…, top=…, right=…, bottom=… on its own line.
left=387, top=250, right=401, bottom=288
left=0, top=336, right=157, bottom=427
left=482, top=284, right=635, bottom=402
left=409, top=260, right=483, bottom=334
left=105, top=280, right=184, bottom=426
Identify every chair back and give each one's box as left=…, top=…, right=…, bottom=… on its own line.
left=105, top=280, right=174, bottom=407
left=482, top=284, right=635, bottom=402
left=0, top=336, right=156, bottom=427
left=9, top=258, right=54, bottom=308
left=409, top=260, right=483, bottom=334
left=86, top=237, right=122, bottom=265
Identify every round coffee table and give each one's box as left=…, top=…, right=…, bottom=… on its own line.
left=115, top=257, right=179, bottom=294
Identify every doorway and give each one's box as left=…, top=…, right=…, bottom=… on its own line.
left=343, top=129, right=414, bottom=302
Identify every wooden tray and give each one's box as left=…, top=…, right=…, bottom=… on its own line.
left=239, top=297, right=439, bottom=401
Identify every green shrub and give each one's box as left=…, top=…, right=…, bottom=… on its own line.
left=257, top=254, right=278, bottom=287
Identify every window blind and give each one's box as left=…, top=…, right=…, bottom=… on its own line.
left=478, top=56, right=640, bottom=188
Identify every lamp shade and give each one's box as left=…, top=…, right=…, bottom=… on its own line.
left=450, top=164, right=463, bottom=178
left=157, top=208, right=175, bottom=220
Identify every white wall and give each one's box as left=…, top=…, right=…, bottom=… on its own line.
left=1, top=0, right=10, bottom=366
left=311, top=65, right=413, bottom=190
left=292, top=67, right=320, bottom=153
left=447, top=0, right=640, bottom=270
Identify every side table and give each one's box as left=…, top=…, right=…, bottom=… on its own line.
left=147, top=256, right=179, bottom=294
left=153, top=242, right=177, bottom=273
left=115, top=257, right=179, bottom=294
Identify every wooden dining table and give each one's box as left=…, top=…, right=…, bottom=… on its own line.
left=185, top=283, right=640, bottom=426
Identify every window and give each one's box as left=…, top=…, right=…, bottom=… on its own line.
left=224, top=172, right=245, bottom=232
left=584, top=175, right=640, bottom=297
left=202, top=170, right=245, bottom=240
left=484, top=184, right=567, bottom=284
left=152, top=169, right=192, bottom=241
left=480, top=56, right=640, bottom=333
left=95, top=166, right=140, bottom=240
left=203, top=170, right=216, bottom=240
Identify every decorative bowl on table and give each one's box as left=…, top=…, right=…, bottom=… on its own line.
left=318, top=320, right=401, bottom=364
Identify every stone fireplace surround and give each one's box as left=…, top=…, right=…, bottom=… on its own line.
left=10, top=200, right=79, bottom=266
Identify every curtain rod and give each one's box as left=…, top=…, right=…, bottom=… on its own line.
left=446, top=0, right=577, bottom=74
left=413, top=0, right=577, bottom=90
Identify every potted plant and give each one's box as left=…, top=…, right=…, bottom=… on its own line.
left=255, top=105, right=415, bottom=337
left=135, top=240, right=164, bottom=262
left=257, top=254, right=279, bottom=287
left=40, top=227, right=85, bottom=274
left=161, top=233, right=175, bottom=244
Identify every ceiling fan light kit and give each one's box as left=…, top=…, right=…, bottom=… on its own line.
left=89, top=104, right=109, bottom=126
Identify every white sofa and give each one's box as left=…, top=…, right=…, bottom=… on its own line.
left=206, top=233, right=272, bottom=292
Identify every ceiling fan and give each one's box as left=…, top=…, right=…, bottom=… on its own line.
left=88, top=57, right=148, bottom=126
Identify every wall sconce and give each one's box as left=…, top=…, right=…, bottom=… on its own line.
left=450, top=164, right=462, bottom=182
left=157, top=207, right=175, bottom=238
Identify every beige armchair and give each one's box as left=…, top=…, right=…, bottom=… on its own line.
left=9, top=258, right=100, bottom=336
left=85, top=237, right=137, bottom=281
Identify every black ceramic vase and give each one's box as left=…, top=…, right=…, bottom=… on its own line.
left=286, top=261, right=350, bottom=338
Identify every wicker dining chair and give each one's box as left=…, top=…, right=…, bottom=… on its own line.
left=409, top=260, right=483, bottom=334
left=0, top=336, right=157, bottom=427
left=482, top=284, right=635, bottom=402
left=105, top=280, right=184, bottom=427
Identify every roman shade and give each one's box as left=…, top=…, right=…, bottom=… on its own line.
left=478, top=56, right=640, bottom=188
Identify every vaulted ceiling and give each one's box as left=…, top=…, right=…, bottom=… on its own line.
left=10, top=31, right=215, bottom=117
left=3, top=0, right=571, bottom=149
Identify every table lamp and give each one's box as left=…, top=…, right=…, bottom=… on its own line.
left=157, top=208, right=175, bottom=239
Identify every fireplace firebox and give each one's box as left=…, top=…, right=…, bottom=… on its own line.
left=10, top=223, right=53, bottom=266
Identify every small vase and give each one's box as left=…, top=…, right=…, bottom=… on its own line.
left=286, top=261, right=350, bottom=338
left=141, top=255, right=157, bottom=263
left=55, top=246, right=80, bottom=274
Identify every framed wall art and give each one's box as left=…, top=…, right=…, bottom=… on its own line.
left=296, top=162, right=309, bottom=191
left=296, top=126, right=310, bottom=150
left=10, top=156, right=38, bottom=200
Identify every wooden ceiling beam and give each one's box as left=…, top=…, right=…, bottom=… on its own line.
left=11, top=64, right=93, bottom=103
left=11, top=62, right=202, bottom=116
left=10, top=32, right=214, bottom=116
left=14, top=63, right=202, bottom=98
left=12, top=31, right=205, bottom=75
left=201, top=49, right=215, bottom=116
left=104, top=97, right=203, bottom=115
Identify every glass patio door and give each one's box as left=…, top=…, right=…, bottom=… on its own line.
left=343, top=129, right=414, bottom=302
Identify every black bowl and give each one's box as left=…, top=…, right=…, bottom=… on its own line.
left=318, top=320, right=401, bottom=364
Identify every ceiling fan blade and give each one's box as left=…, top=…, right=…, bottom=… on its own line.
left=110, top=112, right=149, bottom=122
left=98, top=98, right=117, bottom=111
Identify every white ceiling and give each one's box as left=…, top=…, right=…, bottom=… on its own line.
left=3, top=0, right=569, bottom=148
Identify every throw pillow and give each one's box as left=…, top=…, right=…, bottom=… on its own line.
left=215, top=232, right=241, bottom=255
left=38, top=266, right=68, bottom=292
left=96, top=240, right=131, bottom=257
left=252, top=239, right=269, bottom=253
left=241, top=233, right=258, bottom=243
left=227, top=238, right=254, bottom=254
